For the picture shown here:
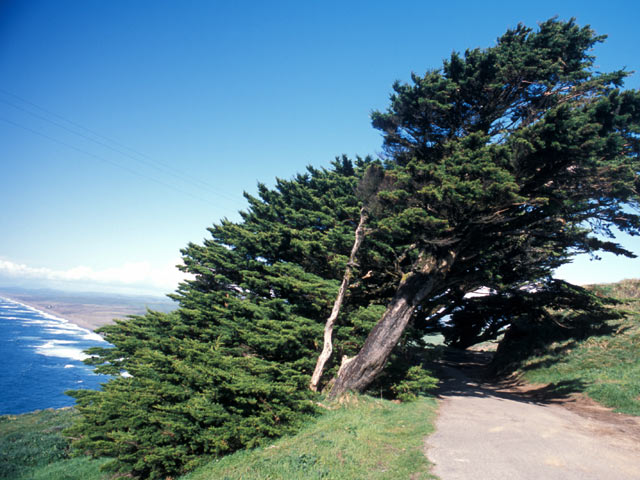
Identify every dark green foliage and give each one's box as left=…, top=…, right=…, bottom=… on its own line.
left=441, top=279, right=621, bottom=349
left=390, top=366, right=439, bottom=403
left=363, top=17, right=640, bottom=350
left=67, top=18, right=640, bottom=477
left=67, top=158, right=393, bottom=479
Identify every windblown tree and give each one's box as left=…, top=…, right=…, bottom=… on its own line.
left=67, top=17, right=640, bottom=479
left=329, top=18, right=640, bottom=397
left=67, top=158, right=393, bottom=479
left=309, top=164, right=385, bottom=391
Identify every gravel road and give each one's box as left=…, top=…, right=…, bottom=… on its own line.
left=426, top=351, right=640, bottom=480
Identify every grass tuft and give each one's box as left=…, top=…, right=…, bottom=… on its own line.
left=179, top=395, right=438, bottom=480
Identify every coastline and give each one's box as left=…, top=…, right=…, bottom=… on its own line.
left=0, top=289, right=175, bottom=332
left=0, top=296, right=113, bottom=416
left=0, top=295, right=110, bottom=332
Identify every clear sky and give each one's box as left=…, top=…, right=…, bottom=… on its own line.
left=1, top=0, right=639, bottom=295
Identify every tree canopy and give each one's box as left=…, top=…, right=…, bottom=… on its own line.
left=330, top=18, right=640, bottom=396
left=67, top=158, right=396, bottom=478
left=68, top=18, right=640, bottom=478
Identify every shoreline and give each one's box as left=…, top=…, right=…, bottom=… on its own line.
left=0, top=289, right=176, bottom=332
left=0, top=295, right=107, bottom=332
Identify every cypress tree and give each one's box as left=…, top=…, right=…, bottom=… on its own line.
left=66, top=18, right=640, bottom=476
left=67, top=158, right=388, bottom=479
left=330, top=18, right=640, bottom=397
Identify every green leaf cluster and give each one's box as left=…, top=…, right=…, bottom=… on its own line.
left=65, top=18, right=640, bottom=478
left=368, top=18, right=640, bottom=346
left=66, top=158, right=392, bottom=479
left=390, top=366, right=439, bottom=403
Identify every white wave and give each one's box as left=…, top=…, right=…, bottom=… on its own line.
left=0, top=312, right=33, bottom=318
left=40, top=311, right=74, bottom=323
left=46, top=339, right=77, bottom=345
left=35, top=340, right=89, bottom=361
left=45, top=327, right=75, bottom=334
left=23, top=320, right=66, bottom=330
left=46, top=323, right=82, bottom=331
left=64, top=364, right=75, bottom=368
left=2, top=298, right=70, bottom=323
left=83, top=331, right=106, bottom=342
left=1, top=298, right=107, bottom=343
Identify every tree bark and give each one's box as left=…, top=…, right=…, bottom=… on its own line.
left=309, top=208, right=368, bottom=391
left=328, top=250, right=456, bottom=398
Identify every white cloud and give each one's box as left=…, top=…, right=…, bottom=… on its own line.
left=0, top=258, right=192, bottom=294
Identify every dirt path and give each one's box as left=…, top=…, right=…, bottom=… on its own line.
left=426, top=351, right=640, bottom=480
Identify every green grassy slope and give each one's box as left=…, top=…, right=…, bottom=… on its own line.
left=515, top=279, right=640, bottom=415
left=0, top=409, right=107, bottom=480
left=1, top=396, right=437, bottom=480
left=179, top=395, right=438, bottom=480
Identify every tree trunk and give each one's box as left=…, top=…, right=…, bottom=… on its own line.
left=309, top=208, right=368, bottom=391
left=328, top=251, right=456, bottom=398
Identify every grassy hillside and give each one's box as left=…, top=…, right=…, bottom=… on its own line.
left=179, top=395, right=438, bottom=480
left=505, top=279, right=640, bottom=416
left=9, top=282, right=636, bottom=478
left=0, top=409, right=107, bottom=480
left=1, top=396, right=437, bottom=480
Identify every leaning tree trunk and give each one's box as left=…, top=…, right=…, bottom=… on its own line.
left=328, top=251, right=456, bottom=398
left=309, top=208, right=368, bottom=391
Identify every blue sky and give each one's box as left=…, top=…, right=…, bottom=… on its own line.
left=1, top=1, right=639, bottom=295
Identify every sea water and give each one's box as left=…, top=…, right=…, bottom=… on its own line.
left=0, top=297, right=111, bottom=415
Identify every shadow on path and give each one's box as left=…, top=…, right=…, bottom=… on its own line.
left=426, top=348, right=640, bottom=480
left=435, top=348, right=587, bottom=406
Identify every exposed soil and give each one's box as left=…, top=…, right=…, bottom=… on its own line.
left=494, top=372, right=640, bottom=445
left=425, top=349, right=640, bottom=479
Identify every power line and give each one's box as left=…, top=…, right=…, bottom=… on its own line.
left=0, top=116, right=237, bottom=208
left=0, top=88, right=245, bottom=204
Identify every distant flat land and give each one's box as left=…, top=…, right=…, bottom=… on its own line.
left=0, top=287, right=176, bottom=331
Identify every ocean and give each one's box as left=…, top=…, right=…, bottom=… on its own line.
left=0, top=297, right=111, bottom=415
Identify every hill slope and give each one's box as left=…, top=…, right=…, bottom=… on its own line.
left=0, top=409, right=107, bottom=480
left=1, top=396, right=438, bottom=480
left=179, top=395, right=437, bottom=480
left=498, top=279, right=640, bottom=415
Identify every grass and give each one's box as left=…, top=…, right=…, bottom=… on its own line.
left=179, top=394, right=438, bottom=480
left=515, top=280, right=640, bottom=416
left=0, top=408, right=107, bottom=480
left=1, top=395, right=438, bottom=480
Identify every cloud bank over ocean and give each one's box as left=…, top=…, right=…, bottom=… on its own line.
left=0, top=258, right=192, bottom=295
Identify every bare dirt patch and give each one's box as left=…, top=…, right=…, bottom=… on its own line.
left=488, top=371, right=640, bottom=444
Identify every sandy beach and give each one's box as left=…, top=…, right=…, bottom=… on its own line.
left=0, top=291, right=175, bottom=331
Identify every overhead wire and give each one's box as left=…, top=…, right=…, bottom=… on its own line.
left=0, top=115, right=227, bottom=207
left=0, top=87, right=246, bottom=205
